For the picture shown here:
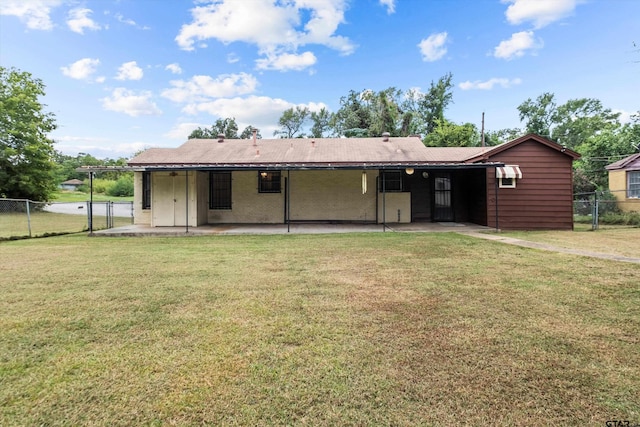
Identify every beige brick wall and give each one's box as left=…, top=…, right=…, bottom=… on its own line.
left=133, top=171, right=151, bottom=225
left=609, top=170, right=640, bottom=212
left=135, top=169, right=414, bottom=226
left=288, top=170, right=377, bottom=222
left=208, top=171, right=285, bottom=223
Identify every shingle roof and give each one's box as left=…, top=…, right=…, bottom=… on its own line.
left=129, top=136, right=498, bottom=169
left=605, top=153, right=640, bottom=171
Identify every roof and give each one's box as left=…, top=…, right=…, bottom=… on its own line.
left=60, top=179, right=84, bottom=185
left=605, top=152, right=640, bottom=171
left=125, top=133, right=579, bottom=171
left=464, top=133, right=581, bottom=162
left=128, top=135, right=500, bottom=170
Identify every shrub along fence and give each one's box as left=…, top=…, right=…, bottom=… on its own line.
left=573, top=190, right=640, bottom=230
left=0, top=198, right=133, bottom=239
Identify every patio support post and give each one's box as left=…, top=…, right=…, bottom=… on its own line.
left=382, top=170, right=386, bottom=232
left=287, top=169, right=291, bottom=233
left=494, top=169, right=499, bottom=231
left=89, top=172, right=94, bottom=235
left=185, top=170, right=189, bottom=234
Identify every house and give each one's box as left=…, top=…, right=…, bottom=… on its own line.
left=127, top=132, right=579, bottom=230
left=606, top=153, right=640, bottom=212
left=59, top=179, right=85, bottom=191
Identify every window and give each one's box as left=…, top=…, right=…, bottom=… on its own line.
left=499, top=177, right=516, bottom=188
left=210, top=172, right=232, bottom=209
left=379, top=171, right=403, bottom=192
left=142, top=172, right=151, bottom=209
left=628, top=171, right=640, bottom=198
left=259, top=171, right=281, bottom=193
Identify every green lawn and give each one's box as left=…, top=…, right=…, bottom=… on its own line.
left=0, top=211, right=131, bottom=239
left=1, top=233, right=638, bottom=426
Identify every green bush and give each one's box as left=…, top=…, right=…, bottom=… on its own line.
left=599, top=211, right=640, bottom=226
left=90, top=178, right=114, bottom=194
left=106, top=176, right=134, bottom=197
left=596, top=190, right=621, bottom=216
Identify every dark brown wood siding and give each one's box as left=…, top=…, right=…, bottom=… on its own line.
left=485, top=139, right=574, bottom=230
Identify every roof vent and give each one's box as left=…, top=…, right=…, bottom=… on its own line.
left=311, top=140, right=315, bottom=148
left=217, top=134, right=225, bottom=143
left=382, top=132, right=390, bottom=142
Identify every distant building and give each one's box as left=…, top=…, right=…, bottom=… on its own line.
left=606, top=153, right=640, bottom=212
left=59, top=179, right=85, bottom=191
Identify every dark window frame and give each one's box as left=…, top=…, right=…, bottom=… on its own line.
left=142, top=171, right=151, bottom=209
left=209, top=171, right=232, bottom=209
left=379, top=170, right=404, bottom=192
left=258, top=170, right=281, bottom=193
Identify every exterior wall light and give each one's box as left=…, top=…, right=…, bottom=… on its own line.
left=405, top=168, right=415, bottom=175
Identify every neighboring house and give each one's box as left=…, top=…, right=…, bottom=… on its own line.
left=606, top=153, right=640, bottom=212
left=127, top=133, right=579, bottom=230
left=59, top=179, right=84, bottom=191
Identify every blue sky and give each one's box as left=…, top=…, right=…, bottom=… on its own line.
left=1, top=0, right=638, bottom=159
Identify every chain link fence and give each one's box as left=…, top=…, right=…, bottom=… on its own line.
left=0, top=198, right=134, bottom=239
left=574, top=190, right=640, bottom=230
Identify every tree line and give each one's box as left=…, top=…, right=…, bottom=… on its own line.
left=2, top=65, right=638, bottom=201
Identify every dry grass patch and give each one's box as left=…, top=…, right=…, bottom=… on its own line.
left=1, top=233, right=638, bottom=426
left=500, top=226, right=640, bottom=259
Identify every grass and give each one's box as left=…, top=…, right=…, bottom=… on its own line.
left=0, top=211, right=131, bottom=239
left=1, top=232, right=639, bottom=426
left=501, top=226, right=640, bottom=259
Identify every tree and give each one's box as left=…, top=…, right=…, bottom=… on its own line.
left=483, top=128, right=524, bottom=146
left=418, top=72, right=454, bottom=135
left=0, top=67, right=57, bottom=201
left=310, top=107, right=332, bottom=138
left=274, top=106, right=309, bottom=138
left=189, top=117, right=239, bottom=139
left=551, top=98, right=620, bottom=150
left=240, top=126, right=262, bottom=139
left=422, top=119, right=479, bottom=147
left=331, top=90, right=372, bottom=137
left=517, top=92, right=557, bottom=137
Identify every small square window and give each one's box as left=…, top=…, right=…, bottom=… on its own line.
left=499, top=177, right=516, bottom=188
left=259, top=171, right=281, bottom=193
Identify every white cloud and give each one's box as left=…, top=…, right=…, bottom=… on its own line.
left=61, top=58, right=101, bottom=80
left=459, top=77, right=523, bottom=90
left=164, top=122, right=207, bottom=140
left=175, top=0, right=355, bottom=70
left=256, top=51, right=317, bottom=71
left=161, top=73, right=258, bottom=103
left=67, top=8, right=102, bottom=34
left=0, top=0, right=62, bottom=30
left=183, top=97, right=329, bottom=137
left=418, top=32, right=448, bottom=62
left=379, top=0, right=396, bottom=14
left=493, top=31, right=542, bottom=60
left=101, top=88, right=161, bottom=117
left=165, top=63, right=183, bottom=74
left=115, top=61, right=144, bottom=81
left=227, top=53, right=240, bottom=64
left=502, top=0, right=581, bottom=29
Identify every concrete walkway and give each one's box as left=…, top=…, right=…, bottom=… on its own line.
left=462, top=231, right=640, bottom=264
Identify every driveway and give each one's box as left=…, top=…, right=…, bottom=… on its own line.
left=44, top=202, right=133, bottom=218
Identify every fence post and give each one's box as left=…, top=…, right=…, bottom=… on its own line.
left=592, top=192, right=599, bottom=231
left=26, top=199, right=32, bottom=238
